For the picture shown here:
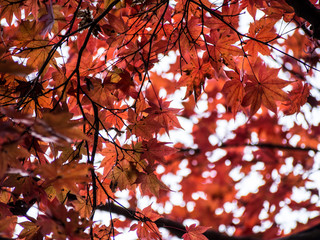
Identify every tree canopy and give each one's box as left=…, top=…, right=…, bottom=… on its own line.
left=1, top=0, right=320, bottom=239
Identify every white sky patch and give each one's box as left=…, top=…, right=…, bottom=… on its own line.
left=275, top=206, right=320, bottom=234
left=235, top=171, right=265, bottom=197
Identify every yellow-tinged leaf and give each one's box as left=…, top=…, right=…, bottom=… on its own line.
left=0, top=143, right=29, bottom=178
left=45, top=187, right=69, bottom=202
left=32, top=112, right=87, bottom=145
left=13, top=21, right=60, bottom=73
left=18, top=221, right=41, bottom=240
left=93, top=223, right=119, bottom=239
left=108, top=166, right=137, bottom=191
left=72, top=196, right=92, bottom=219
left=37, top=161, right=90, bottom=194
left=139, top=173, right=170, bottom=197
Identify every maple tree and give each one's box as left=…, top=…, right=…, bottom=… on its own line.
left=2, top=0, right=320, bottom=239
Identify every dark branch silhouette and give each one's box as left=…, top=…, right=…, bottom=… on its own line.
left=286, top=0, right=320, bottom=39
left=97, top=202, right=320, bottom=240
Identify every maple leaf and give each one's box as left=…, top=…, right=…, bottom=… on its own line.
left=71, top=196, right=92, bottom=219
left=93, top=223, right=119, bottom=240
left=182, top=224, right=210, bottom=240
left=244, top=18, right=278, bottom=57
left=34, top=112, right=87, bottom=144
left=0, top=0, right=22, bottom=25
left=0, top=48, right=34, bottom=76
left=24, top=0, right=40, bottom=20
left=100, top=142, right=120, bottom=176
left=242, top=64, right=291, bottom=116
left=144, top=99, right=182, bottom=134
left=37, top=161, right=90, bottom=194
left=282, top=81, right=310, bottom=115
left=18, top=221, right=41, bottom=240
left=127, top=108, right=160, bottom=140
left=204, top=30, right=243, bottom=71
left=83, top=77, right=118, bottom=108
left=95, top=177, right=115, bottom=203
left=0, top=142, right=29, bottom=178
left=138, top=205, right=162, bottom=222
left=13, top=21, right=60, bottom=72
left=0, top=214, right=17, bottom=238
left=131, top=205, right=162, bottom=240
left=240, top=0, right=264, bottom=18
left=108, top=165, right=138, bottom=191
left=179, top=60, right=214, bottom=100
left=38, top=198, right=91, bottom=239
left=222, top=70, right=245, bottom=115
left=137, top=172, right=170, bottom=197
left=141, top=138, right=177, bottom=164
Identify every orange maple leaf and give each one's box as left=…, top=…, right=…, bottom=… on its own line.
left=0, top=0, right=22, bottom=25
left=0, top=215, right=17, bottom=238
left=245, top=18, right=278, bottom=57
left=127, top=108, right=160, bottom=140
left=93, top=223, right=119, bottom=240
left=182, top=224, right=210, bottom=240
left=107, top=165, right=138, bottom=191
left=13, top=21, right=60, bottom=72
left=282, top=81, right=310, bottom=115
left=131, top=205, right=162, bottom=240
left=0, top=47, right=34, bottom=76
left=72, top=196, right=92, bottom=219
left=204, top=30, right=243, bottom=71
left=100, top=142, right=120, bottom=176
left=18, top=221, right=41, bottom=240
left=242, top=64, right=291, bottom=116
left=144, top=99, right=182, bottom=134
left=37, top=161, right=90, bottom=194
left=138, top=172, right=170, bottom=197
left=222, top=70, right=245, bottom=115
left=179, top=60, right=214, bottom=101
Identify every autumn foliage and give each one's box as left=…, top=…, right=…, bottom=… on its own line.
left=1, top=0, right=320, bottom=239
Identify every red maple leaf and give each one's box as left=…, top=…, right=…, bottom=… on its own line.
left=222, top=70, right=245, bottom=115
left=182, top=224, right=210, bottom=240
left=144, top=99, right=182, bottom=134
left=242, top=64, right=291, bottom=116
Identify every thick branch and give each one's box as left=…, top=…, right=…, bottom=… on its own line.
left=278, top=223, right=320, bottom=240
left=97, top=203, right=258, bottom=240
left=97, top=203, right=320, bottom=240
left=221, top=143, right=319, bottom=152
left=286, top=0, right=320, bottom=39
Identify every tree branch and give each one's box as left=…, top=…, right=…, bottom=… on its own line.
left=97, top=202, right=320, bottom=240
left=278, top=223, right=320, bottom=240
left=221, top=143, right=319, bottom=152
left=97, top=203, right=259, bottom=240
